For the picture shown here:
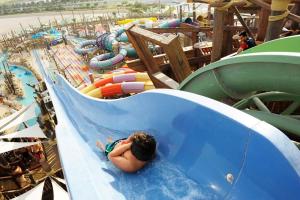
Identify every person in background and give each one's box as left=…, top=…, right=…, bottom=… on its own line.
left=281, top=20, right=300, bottom=37
left=234, top=31, right=256, bottom=54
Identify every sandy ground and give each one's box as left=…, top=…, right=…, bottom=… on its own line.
left=8, top=51, right=43, bottom=81
left=0, top=9, right=124, bottom=35
left=0, top=104, right=10, bottom=120
left=28, top=51, right=43, bottom=75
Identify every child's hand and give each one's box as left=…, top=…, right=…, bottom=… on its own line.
left=120, top=140, right=128, bottom=144
left=121, top=136, right=133, bottom=144
left=121, top=141, right=132, bottom=150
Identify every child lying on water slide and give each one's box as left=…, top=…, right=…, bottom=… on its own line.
left=96, top=132, right=156, bottom=173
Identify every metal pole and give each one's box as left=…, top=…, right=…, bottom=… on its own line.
left=37, top=17, right=43, bottom=30
left=193, top=3, right=196, bottom=22
left=159, top=0, right=161, bottom=19
left=180, top=5, right=183, bottom=22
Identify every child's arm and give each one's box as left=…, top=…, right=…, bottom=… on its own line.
left=108, top=142, right=136, bottom=172
left=108, top=156, right=136, bottom=172
left=108, top=142, right=132, bottom=157
left=121, top=135, right=134, bottom=144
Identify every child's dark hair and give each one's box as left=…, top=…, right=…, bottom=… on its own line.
left=130, top=132, right=156, bottom=161
left=239, top=31, right=248, bottom=37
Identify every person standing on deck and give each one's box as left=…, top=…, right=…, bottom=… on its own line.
left=234, top=31, right=256, bottom=54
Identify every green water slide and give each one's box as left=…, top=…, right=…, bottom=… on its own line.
left=179, top=36, right=300, bottom=139
left=241, top=35, right=300, bottom=54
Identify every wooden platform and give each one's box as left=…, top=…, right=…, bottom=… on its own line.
left=50, top=44, right=90, bottom=87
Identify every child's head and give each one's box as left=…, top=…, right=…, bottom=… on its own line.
left=130, top=132, right=156, bottom=162
left=239, top=31, right=248, bottom=41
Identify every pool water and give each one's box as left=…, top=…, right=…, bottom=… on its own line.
left=9, top=65, right=41, bottom=126
left=9, top=66, right=38, bottom=106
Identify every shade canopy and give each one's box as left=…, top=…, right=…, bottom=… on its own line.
left=51, top=178, right=70, bottom=200
left=0, top=141, right=40, bottom=154
left=0, top=103, right=36, bottom=132
left=11, top=178, right=69, bottom=200
left=0, top=124, right=46, bottom=139
left=52, top=176, right=66, bottom=185
left=12, top=181, right=45, bottom=200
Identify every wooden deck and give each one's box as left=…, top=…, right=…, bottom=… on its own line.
left=50, top=44, right=90, bottom=87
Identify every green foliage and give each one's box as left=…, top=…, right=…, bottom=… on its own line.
left=0, top=0, right=14, bottom=5
left=128, top=7, right=144, bottom=14
left=0, top=0, right=170, bottom=15
left=121, top=0, right=128, bottom=6
left=134, top=1, right=143, bottom=8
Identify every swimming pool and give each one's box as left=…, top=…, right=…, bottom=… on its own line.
left=9, top=65, right=38, bottom=106
left=9, top=65, right=41, bottom=126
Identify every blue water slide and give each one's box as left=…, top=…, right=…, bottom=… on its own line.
left=33, top=50, right=300, bottom=199
left=116, top=32, right=129, bottom=43
left=31, top=31, right=48, bottom=39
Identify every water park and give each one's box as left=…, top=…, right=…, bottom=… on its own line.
left=0, top=0, right=300, bottom=199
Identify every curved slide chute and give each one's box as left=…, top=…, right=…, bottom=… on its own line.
left=81, top=72, right=151, bottom=94
left=89, top=48, right=128, bottom=70
left=179, top=52, right=300, bottom=99
left=85, top=81, right=154, bottom=98
left=241, top=35, right=300, bottom=54
left=74, top=40, right=97, bottom=55
left=117, top=32, right=129, bottom=43
left=33, top=49, right=300, bottom=199
left=179, top=36, right=300, bottom=137
left=74, top=18, right=190, bottom=70
left=221, top=35, right=300, bottom=59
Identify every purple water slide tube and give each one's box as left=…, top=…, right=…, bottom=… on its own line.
left=121, top=82, right=145, bottom=94
left=89, top=48, right=127, bottom=70
left=113, top=73, right=136, bottom=83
